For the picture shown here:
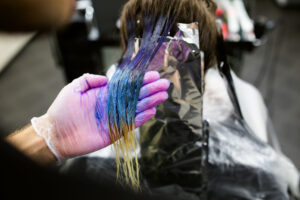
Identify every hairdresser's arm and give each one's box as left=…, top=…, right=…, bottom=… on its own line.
left=6, top=72, right=170, bottom=165
left=6, top=125, right=57, bottom=165
left=0, top=0, right=75, bottom=31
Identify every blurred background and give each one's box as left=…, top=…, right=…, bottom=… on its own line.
left=0, top=0, right=299, bottom=169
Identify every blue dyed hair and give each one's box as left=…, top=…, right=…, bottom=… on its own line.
left=95, top=12, right=175, bottom=190
left=94, top=0, right=219, bottom=191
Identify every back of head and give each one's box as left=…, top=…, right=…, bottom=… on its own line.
left=120, top=0, right=218, bottom=70
left=104, top=1, right=219, bottom=191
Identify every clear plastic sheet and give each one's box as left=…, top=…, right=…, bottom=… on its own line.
left=140, top=23, right=208, bottom=198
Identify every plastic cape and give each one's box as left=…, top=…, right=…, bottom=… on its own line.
left=139, top=23, right=300, bottom=200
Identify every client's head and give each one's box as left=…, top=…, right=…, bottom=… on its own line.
left=120, top=0, right=218, bottom=70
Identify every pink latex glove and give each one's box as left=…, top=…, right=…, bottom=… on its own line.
left=31, top=71, right=169, bottom=160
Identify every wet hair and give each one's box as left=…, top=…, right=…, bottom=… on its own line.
left=96, top=0, right=218, bottom=191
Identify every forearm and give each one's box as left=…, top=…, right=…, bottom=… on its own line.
left=6, top=125, right=57, bottom=165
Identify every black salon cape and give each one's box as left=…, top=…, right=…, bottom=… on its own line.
left=0, top=138, right=175, bottom=200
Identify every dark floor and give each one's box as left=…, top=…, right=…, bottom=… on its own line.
left=0, top=0, right=299, bottom=169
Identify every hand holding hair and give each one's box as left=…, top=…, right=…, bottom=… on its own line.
left=31, top=71, right=169, bottom=160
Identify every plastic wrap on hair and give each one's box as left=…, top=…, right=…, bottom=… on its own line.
left=141, top=23, right=208, bottom=197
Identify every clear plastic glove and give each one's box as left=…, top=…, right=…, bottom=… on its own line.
left=31, top=71, right=169, bottom=160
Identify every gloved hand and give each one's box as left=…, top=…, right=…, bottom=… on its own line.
left=31, top=71, right=169, bottom=160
